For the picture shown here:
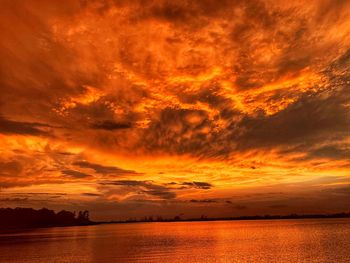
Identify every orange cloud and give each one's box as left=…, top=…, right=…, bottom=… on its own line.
left=1, top=0, right=350, bottom=219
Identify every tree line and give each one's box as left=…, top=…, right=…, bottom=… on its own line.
left=0, top=207, right=93, bottom=229
left=108, top=212, right=350, bottom=224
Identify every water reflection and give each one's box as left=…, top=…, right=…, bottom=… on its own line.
left=1, top=219, right=350, bottom=262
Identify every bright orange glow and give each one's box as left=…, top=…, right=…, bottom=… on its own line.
left=1, top=0, right=350, bottom=220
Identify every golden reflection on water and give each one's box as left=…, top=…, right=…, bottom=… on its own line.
left=1, top=219, right=350, bottom=263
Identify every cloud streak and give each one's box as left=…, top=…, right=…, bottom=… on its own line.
left=73, top=161, right=138, bottom=175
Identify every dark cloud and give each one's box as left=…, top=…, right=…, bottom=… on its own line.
left=165, top=181, right=213, bottom=190
left=90, top=120, right=132, bottom=130
left=58, top=152, right=76, bottom=156
left=104, top=180, right=148, bottom=187
left=141, top=0, right=235, bottom=26
left=232, top=49, right=350, bottom=159
left=0, top=160, right=22, bottom=176
left=140, top=62, right=350, bottom=159
left=61, top=169, right=91, bottom=178
left=0, top=192, right=67, bottom=204
left=182, top=181, right=213, bottom=189
left=101, top=180, right=176, bottom=199
left=82, top=193, right=102, bottom=197
left=237, top=88, right=350, bottom=151
left=0, top=116, right=51, bottom=136
left=143, top=108, right=211, bottom=155
left=190, top=199, right=217, bottom=203
left=307, top=146, right=350, bottom=160
left=73, top=161, right=137, bottom=175
left=15, top=192, right=67, bottom=196
left=143, top=189, right=176, bottom=199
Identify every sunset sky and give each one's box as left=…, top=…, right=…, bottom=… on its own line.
left=1, top=0, right=350, bottom=221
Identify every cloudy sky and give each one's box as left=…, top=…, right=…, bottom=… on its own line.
left=1, top=0, right=350, bottom=220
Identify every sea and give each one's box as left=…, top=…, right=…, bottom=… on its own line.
left=0, top=218, right=349, bottom=262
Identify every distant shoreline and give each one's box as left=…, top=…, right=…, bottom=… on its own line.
left=99, top=212, right=350, bottom=225
left=1, top=208, right=350, bottom=232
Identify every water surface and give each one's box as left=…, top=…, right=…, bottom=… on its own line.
left=1, top=219, right=349, bottom=262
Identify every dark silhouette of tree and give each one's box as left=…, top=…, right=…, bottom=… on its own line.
left=56, top=210, right=76, bottom=225
left=0, top=207, right=93, bottom=229
left=77, top=210, right=90, bottom=225
left=200, top=215, right=207, bottom=220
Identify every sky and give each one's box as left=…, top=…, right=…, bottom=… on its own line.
left=1, top=0, right=350, bottom=221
